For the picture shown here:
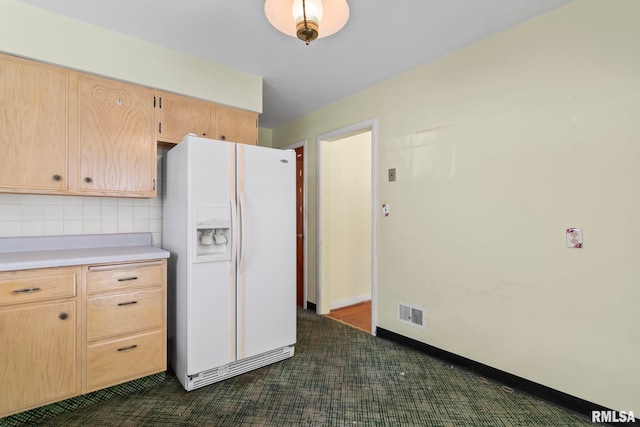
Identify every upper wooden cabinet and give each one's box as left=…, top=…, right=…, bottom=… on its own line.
left=0, top=53, right=259, bottom=198
left=215, top=104, right=258, bottom=146
left=0, top=54, right=68, bottom=192
left=155, top=91, right=212, bottom=143
left=73, top=74, right=157, bottom=197
left=155, top=91, right=258, bottom=146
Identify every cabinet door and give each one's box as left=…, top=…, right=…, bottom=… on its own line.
left=0, top=301, right=77, bottom=416
left=0, top=54, right=68, bottom=192
left=214, top=105, right=258, bottom=145
left=156, top=92, right=211, bottom=143
left=77, top=74, right=156, bottom=196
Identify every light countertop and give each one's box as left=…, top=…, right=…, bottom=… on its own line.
left=0, top=233, right=170, bottom=272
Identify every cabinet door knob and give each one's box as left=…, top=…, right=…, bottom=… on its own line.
left=117, top=345, right=138, bottom=352
left=202, top=133, right=207, bottom=136
left=53, top=174, right=62, bottom=181
left=84, top=177, right=93, bottom=183
left=59, top=312, right=69, bottom=320
left=220, top=135, right=226, bottom=140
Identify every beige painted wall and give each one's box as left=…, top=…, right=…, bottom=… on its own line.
left=258, top=127, right=273, bottom=148
left=271, top=0, right=639, bottom=413
left=0, top=0, right=261, bottom=112
left=322, top=132, right=372, bottom=309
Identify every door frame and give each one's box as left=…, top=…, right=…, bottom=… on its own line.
left=281, top=139, right=308, bottom=309
left=317, top=118, right=378, bottom=335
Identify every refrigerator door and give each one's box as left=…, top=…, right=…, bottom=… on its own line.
left=236, top=145, right=296, bottom=359
left=186, top=137, right=237, bottom=375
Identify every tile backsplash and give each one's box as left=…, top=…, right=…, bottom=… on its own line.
left=0, top=150, right=166, bottom=246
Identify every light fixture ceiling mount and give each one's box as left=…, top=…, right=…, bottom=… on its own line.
left=265, top=0, right=350, bottom=45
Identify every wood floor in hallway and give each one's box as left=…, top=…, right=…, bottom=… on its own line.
left=326, top=300, right=372, bottom=333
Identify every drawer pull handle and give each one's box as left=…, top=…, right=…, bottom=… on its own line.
left=117, top=277, right=138, bottom=282
left=12, top=287, right=42, bottom=294
left=117, top=345, right=138, bottom=352
left=117, top=301, right=138, bottom=306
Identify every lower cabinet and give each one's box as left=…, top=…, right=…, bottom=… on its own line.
left=0, top=267, right=80, bottom=417
left=0, top=259, right=167, bottom=418
left=83, top=260, right=167, bottom=392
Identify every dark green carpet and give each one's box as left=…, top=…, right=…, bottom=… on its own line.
left=4, top=308, right=598, bottom=426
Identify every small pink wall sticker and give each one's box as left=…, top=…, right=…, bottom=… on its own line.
left=566, top=228, right=583, bottom=248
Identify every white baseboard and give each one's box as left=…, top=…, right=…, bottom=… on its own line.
left=329, top=294, right=371, bottom=310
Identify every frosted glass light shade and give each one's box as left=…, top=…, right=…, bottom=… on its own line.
left=265, top=0, right=349, bottom=41
left=293, top=0, right=323, bottom=25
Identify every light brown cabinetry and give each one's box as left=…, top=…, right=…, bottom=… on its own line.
left=0, top=54, right=68, bottom=192
left=0, top=267, right=80, bottom=418
left=215, top=104, right=258, bottom=146
left=86, top=330, right=163, bottom=389
left=155, top=91, right=212, bottom=143
left=83, top=260, right=166, bottom=392
left=155, top=91, right=258, bottom=146
left=0, top=52, right=259, bottom=198
left=0, top=53, right=158, bottom=198
left=74, top=74, right=157, bottom=197
left=0, top=259, right=167, bottom=418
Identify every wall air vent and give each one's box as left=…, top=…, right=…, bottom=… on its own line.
left=398, top=303, right=426, bottom=329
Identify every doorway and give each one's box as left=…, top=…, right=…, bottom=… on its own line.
left=317, top=119, right=377, bottom=335
left=282, top=140, right=307, bottom=308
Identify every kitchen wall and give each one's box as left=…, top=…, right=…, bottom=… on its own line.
left=271, top=0, right=639, bottom=414
left=258, top=127, right=274, bottom=148
left=0, top=151, right=166, bottom=246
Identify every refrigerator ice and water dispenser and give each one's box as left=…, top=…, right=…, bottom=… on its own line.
left=193, top=205, right=231, bottom=262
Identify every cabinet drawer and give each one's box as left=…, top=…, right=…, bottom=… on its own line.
left=86, top=261, right=164, bottom=294
left=0, top=268, right=77, bottom=307
left=87, top=287, right=164, bottom=341
left=86, top=330, right=164, bottom=390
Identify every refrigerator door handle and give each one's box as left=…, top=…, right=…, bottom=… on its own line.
left=230, top=197, right=237, bottom=268
left=238, top=190, right=247, bottom=274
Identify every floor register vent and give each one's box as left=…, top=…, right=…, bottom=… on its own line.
left=398, top=303, right=426, bottom=329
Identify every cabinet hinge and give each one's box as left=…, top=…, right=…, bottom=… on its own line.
left=153, top=179, right=156, bottom=191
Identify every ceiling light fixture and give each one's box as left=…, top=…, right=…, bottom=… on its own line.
left=265, top=0, right=350, bottom=45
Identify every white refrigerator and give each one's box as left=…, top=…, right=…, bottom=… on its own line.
left=162, top=135, right=296, bottom=391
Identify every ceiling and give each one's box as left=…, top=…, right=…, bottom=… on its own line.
left=19, top=0, right=572, bottom=129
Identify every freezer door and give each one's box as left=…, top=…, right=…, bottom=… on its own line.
left=236, top=145, right=296, bottom=359
left=186, top=137, right=237, bottom=375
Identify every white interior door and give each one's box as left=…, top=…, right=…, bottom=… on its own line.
left=237, top=144, right=296, bottom=359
